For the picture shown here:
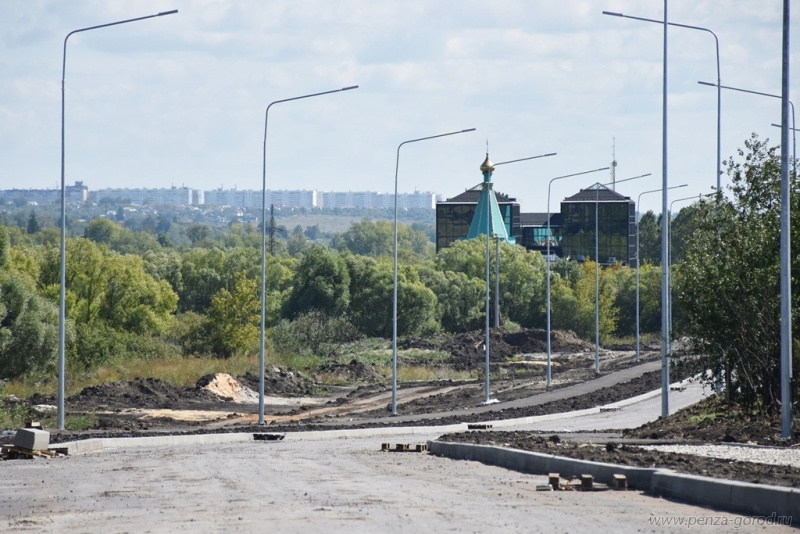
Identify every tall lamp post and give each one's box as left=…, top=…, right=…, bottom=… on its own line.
left=479, top=152, right=556, bottom=404
left=489, top=153, right=558, bottom=330
left=592, top=174, right=650, bottom=374
left=698, top=81, right=796, bottom=178
left=603, top=11, right=722, bottom=196
left=700, top=80, right=794, bottom=436
left=391, top=128, right=476, bottom=416
left=58, top=9, right=178, bottom=430
left=667, top=193, right=714, bottom=359
left=259, top=85, right=358, bottom=425
left=545, top=166, right=609, bottom=388
left=635, top=185, right=687, bottom=363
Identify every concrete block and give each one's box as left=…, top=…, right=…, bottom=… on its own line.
left=13, top=428, right=50, bottom=451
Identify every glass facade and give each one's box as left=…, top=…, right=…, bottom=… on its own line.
left=560, top=200, right=634, bottom=264
left=525, top=226, right=560, bottom=249
left=436, top=202, right=520, bottom=251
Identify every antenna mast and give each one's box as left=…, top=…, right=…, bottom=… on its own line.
left=611, top=137, right=618, bottom=191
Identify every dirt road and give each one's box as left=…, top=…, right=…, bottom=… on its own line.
left=1, top=431, right=782, bottom=533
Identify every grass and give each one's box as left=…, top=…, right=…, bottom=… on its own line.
left=3, top=353, right=263, bottom=399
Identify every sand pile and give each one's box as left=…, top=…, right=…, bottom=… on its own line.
left=198, top=373, right=260, bottom=404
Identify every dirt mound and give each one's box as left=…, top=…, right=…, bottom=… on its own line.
left=444, top=328, right=594, bottom=371
left=196, top=373, right=259, bottom=404
left=438, top=431, right=800, bottom=489
left=65, top=377, right=218, bottom=410
left=236, top=367, right=318, bottom=397
left=316, top=359, right=384, bottom=383
left=624, top=395, right=799, bottom=446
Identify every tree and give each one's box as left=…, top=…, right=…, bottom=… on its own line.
left=186, top=224, right=210, bottom=246
left=0, top=271, right=60, bottom=380
left=346, top=256, right=437, bottom=337
left=419, top=266, right=484, bottom=333
left=84, top=217, right=118, bottom=245
left=678, top=134, right=800, bottom=413
left=26, top=210, right=40, bottom=234
left=496, top=243, right=546, bottom=328
left=572, top=260, right=618, bottom=342
left=331, top=220, right=433, bottom=258
left=0, top=224, right=9, bottom=268
left=283, top=246, right=350, bottom=319
left=637, top=211, right=661, bottom=265
left=206, top=272, right=260, bottom=357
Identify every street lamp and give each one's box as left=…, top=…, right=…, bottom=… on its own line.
left=603, top=11, right=722, bottom=195
left=479, top=152, right=556, bottom=404
left=699, top=81, right=796, bottom=178
left=592, top=173, right=650, bottom=375
left=58, top=9, right=178, bottom=430
left=545, top=166, right=609, bottom=388
left=636, top=185, right=687, bottom=363
left=391, top=128, right=476, bottom=416
left=489, top=153, right=557, bottom=329
left=667, top=193, right=714, bottom=358
left=259, top=85, right=358, bottom=425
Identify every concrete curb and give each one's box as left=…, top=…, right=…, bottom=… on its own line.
left=428, top=440, right=800, bottom=518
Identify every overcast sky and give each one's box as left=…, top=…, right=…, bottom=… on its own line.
left=1, top=1, right=796, bottom=214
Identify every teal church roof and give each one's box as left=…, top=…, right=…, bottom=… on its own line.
left=466, top=154, right=515, bottom=245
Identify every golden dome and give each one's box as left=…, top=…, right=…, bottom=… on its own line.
left=480, top=153, right=495, bottom=173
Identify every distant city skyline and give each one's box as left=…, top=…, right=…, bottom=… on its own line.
left=1, top=1, right=795, bottom=215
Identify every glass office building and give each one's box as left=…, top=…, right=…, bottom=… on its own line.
left=559, top=183, right=636, bottom=265
left=436, top=182, right=635, bottom=265
left=435, top=187, right=521, bottom=252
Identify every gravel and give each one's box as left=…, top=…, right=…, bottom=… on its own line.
left=640, top=443, right=800, bottom=468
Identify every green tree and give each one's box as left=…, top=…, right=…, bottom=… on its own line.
left=84, top=217, right=118, bottom=245
left=283, top=246, right=350, bottom=319
left=0, top=224, right=9, bottom=268
left=496, top=243, right=546, bottom=328
left=678, top=134, right=800, bottom=412
left=419, top=266, right=484, bottom=333
left=0, top=271, right=60, bottom=380
left=572, top=260, right=618, bottom=342
left=26, top=210, right=40, bottom=234
left=186, top=224, right=210, bottom=246
left=637, top=211, right=661, bottom=265
left=346, top=256, right=438, bottom=337
left=206, top=272, right=260, bottom=357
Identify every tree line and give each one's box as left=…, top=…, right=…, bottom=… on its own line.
left=0, top=135, right=797, bottom=414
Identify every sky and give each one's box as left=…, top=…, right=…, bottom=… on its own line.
left=0, top=0, right=797, bottom=214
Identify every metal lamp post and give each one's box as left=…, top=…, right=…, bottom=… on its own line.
left=390, top=128, right=476, bottom=416
left=545, top=166, right=609, bottom=388
left=635, top=185, right=687, bottom=363
left=58, top=9, right=178, bottom=430
left=592, top=174, right=650, bottom=374
left=603, top=11, right=722, bottom=196
left=479, top=152, right=556, bottom=404
left=700, top=77, right=795, bottom=437
left=699, top=81, right=796, bottom=178
left=259, top=85, right=358, bottom=425
left=666, top=193, right=714, bottom=361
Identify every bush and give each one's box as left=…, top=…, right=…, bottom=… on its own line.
left=271, top=310, right=362, bottom=360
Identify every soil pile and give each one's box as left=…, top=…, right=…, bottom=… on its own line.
left=437, top=431, right=800, bottom=489
left=315, top=359, right=384, bottom=384
left=624, top=395, right=799, bottom=446
left=62, top=378, right=218, bottom=410
left=236, top=367, right=318, bottom=396
left=444, top=328, right=593, bottom=371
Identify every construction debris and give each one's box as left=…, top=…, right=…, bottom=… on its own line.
left=381, top=443, right=428, bottom=452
